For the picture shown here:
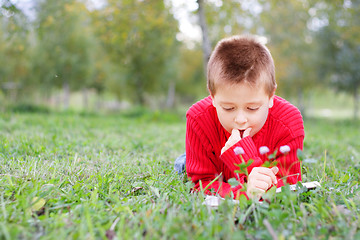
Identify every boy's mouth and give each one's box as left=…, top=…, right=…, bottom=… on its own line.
left=239, top=130, right=245, bottom=138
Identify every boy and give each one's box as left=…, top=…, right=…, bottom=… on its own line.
left=184, top=34, right=304, bottom=199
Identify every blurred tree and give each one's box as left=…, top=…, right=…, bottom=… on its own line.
left=34, top=0, right=98, bottom=109
left=204, top=1, right=253, bottom=42
left=176, top=45, right=207, bottom=101
left=188, top=0, right=256, bottom=98
left=195, top=0, right=320, bottom=115
left=0, top=1, right=31, bottom=103
left=196, top=0, right=211, bottom=75
left=3, top=0, right=356, bottom=114
left=197, top=1, right=253, bottom=62
left=93, top=0, right=179, bottom=106
left=314, top=0, right=360, bottom=119
left=256, top=0, right=319, bottom=115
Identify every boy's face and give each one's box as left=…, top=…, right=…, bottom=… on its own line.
left=211, top=81, right=274, bottom=137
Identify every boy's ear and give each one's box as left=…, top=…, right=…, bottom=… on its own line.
left=211, top=95, right=215, bottom=106
left=269, top=96, right=274, bottom=108
left=269, top=88, right=276, bottom=108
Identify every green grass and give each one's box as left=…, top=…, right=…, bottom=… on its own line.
left=0, top=111, right=359, bottom=239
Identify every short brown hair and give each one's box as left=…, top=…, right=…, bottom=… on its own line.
left=207, top=35, right=276, bottom=96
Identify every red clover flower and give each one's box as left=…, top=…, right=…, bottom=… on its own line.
left=279, top=145, right=291, bottom=154
left=234, top=146, right=245, bottom=155
left=259, top=146, right=270, bottom=155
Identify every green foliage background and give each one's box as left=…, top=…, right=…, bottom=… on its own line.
left=0, top=0, right=359, bottom=118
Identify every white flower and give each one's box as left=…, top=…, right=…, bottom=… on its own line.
left=259, top=146, right=270, bottom=155
left=279, top=145, right=291, bottom=154
left=234, top=147, right=245, bottom=155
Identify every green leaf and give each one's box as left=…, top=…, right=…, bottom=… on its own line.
left=234, top=159, right=254, bottom=176
left=30, top=197, right=46, bottom=212
left=150, top=186, right=160, bottom=198
left=228, top=178, right=240, bottom=187
left=261, top=161, right=271, bottom=168
left=268, top=149, right=278, bottom=160
left=340, top=174, right=350, bottom=183
left=297, top=149, right=304, bottom=161
left=237, top=194, right=250, bottom=210
left=262, top=185, right=276, bottom=202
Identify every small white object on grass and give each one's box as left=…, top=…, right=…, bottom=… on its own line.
left=276, top=181, right=321, bottom=193
left=202, top=195, right=239, bottom=209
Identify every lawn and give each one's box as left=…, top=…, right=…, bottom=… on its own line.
left=0, top=110, right=359, bottom=239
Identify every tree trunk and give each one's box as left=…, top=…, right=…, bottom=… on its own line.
left=354, top=85, right=359, bottom=120
left=82, top=88, right=88, bottom=111
left=165, top=81, right=175, bottom=109
left=44, top=88, right=51, bottom=107
left=197, top=0, right=212, bottom=75
left=54, top=93, right=60, bottom=110
left=135, top=76, right=145, bottom=105
left=95, top=93, right=102, bottom=112
left=63, top=81, right=70, bottom=110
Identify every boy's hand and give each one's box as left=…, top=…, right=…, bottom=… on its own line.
left=221, top=128, right=251, bottom=154
left=246, top=166, right=279, bottom=200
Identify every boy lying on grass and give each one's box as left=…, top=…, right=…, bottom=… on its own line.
left=184, top=34, right=304, bottom=200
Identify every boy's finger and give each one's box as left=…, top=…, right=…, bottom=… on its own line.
left=242, top=128, right=252, bottom=138
left=228, top=129, right=241, bottom=144
left=251, top=174, right=273, bottom=187
left=221, top=129, right=241, bottom=154
left=271, top=167, right=279, bottom=184
left=271, top=166, right=279, bottom=175
left=231, top=129, right=241, bottom=139
left=255, top=180, right=272, bottom=191
left=255, top=167, right=277, bottom=184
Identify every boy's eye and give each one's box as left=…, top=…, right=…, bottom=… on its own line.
left=223, top=107, right=234, bottom=111
left=248, top=107, right=259, bottom=111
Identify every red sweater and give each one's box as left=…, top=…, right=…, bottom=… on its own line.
left=186, top=95, right=304, bottom=198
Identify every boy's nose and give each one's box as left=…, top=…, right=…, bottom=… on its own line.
left=234, top=112, right=247, bottom=125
